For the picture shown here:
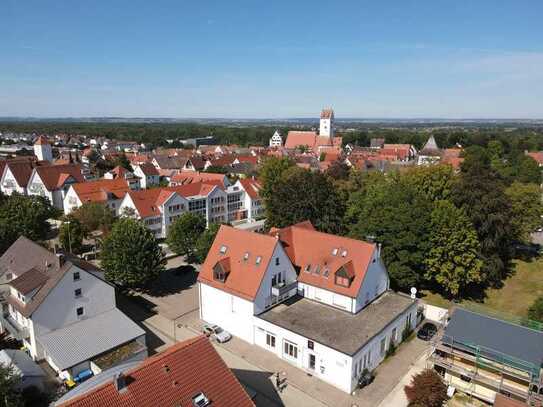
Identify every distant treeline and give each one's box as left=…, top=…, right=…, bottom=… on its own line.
left=2, top=121, right=543, bottom=151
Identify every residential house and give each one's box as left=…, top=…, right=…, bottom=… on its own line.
left=104, top=166, right=140, bottom=190
left=0, top=160, right=36, bottom=195
left=55, top=335, right=254, bottom=407
left=132, top=163, right=159, bottom=189
left=417, top=136, right=442, bottom=165
left=198, top=222, right=418, bottom=393
left=64, top=178, right=131, bottom=215
left=26, top=164, right=85, bottom=210
left=0, top=237, right=147, bottom=381
left=169, top=170, right=230, bottom=188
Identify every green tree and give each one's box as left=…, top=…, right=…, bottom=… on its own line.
left=515, top=155, right=541, bottom=184
left=71, top=202, right=116, bottom=234
left=325, top=161, right=351, bottom=180
left=0, top=363, right=23, bottom=407
left=265, top=167, right=345, bottom=234
left=114, top=153, right=132, bottom=171
left=403, top=165, right=455, bottom=202
left=100, top=218, right=165, bottom=289
left=505, top=182, right=543, bottom=241
left=528, top=296, right=543, bottom=323
left=425, top=201, right=482, bottom=298
left=452, top=149, right=515, bottom=285
left=167, top=212, right=207, bottom=262
left=195, top=223, right=221, bottom=264
left=404, top=369, right=447, bottom=407
left=258, top=157, right=294, bottom=200
left=59, top=217, right=86, bottom=254
left=204, top=165, right=229, bottom=174
left=0, top=194, right=55, bottom=255
left=347, top=177, right=432, bottom=290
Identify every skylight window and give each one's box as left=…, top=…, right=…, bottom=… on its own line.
left=304, top=264, right=311, bottom=273
left=219, top=245, right=227, bottom=254
left=323, top=268, right=329, bottom=278
left=332, top=248, right=338, bottom=256
left=341, top=250, right=348, bottom=257
left=313, top=265, right=321, bottom=275
left=255, top=256, right=262, bottom=265
left=243, top=252, right=249, bottom=261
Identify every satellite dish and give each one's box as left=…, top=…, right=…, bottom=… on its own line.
left=410, top=287, right=417, bottom=299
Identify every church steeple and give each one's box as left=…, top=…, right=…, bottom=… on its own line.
left=319, top=108, right=334, bottom=138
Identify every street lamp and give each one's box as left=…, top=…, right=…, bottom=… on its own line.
left=64, top=220, right=72, bottom=253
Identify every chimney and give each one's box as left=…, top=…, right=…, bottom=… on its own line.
left=377, top=243, right=382, bottom=259
left=114, top=372, right=127, bottom=393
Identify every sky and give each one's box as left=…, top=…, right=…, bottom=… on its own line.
left=1, top=0, right=543, bottom=118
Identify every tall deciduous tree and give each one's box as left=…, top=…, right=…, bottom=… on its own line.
left=452, top=148, right=515, bottom=285
left=425, top=201, right=482, bottom=298
left=258, top=157, right=294, bottom=200
left=404, top=369, right=448, bottom=407
left=167, top=212, right=207, bottom=262
left=347, top=177, right=432, bottom=290
left=0, top=193, right=55, bottom=255
left=265, top=167, right=345, bottom=234
left=505, top=182, right=543, bottom=242
left=195, top=223, right=221, bottom=264
left=403, top=164, right=455, bottom=202
left=101, top=218, right=165, bottom=289
left=71, top=202, right=116, bottom=234
left=0, top=363, right=23, bottom=407
left=59, top=217, right=86, bottom=254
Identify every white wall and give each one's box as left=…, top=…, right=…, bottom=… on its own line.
left=32, top=265, right=116, bottom=342
left=354, top=252, right=389, bottom=313
left=253, top=243, right=298, bottom=315
left=254, top=317, right=354, bottom=393
left=63, top=186, right=82, bottom=214
left=199, top=283, right=256, bottom=344
left=0, top=167, right=26, bottom=195
left=297, top=283, right=355, bottom=313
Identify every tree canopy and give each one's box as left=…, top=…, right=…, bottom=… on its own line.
left=264, top=167, right=345, bottom=234
left=59, top=217, right=86, bottom=254
left=404, top=369, right=448, bottom=407
left=167, top=212, right=207, bottom=262
left=101, top=218, right=166, bottom=289
left=505, top=182, right=543, bottom=242
left=194, top=223, right=221, bottom=264
left=71, top=202, right=116, bottom=234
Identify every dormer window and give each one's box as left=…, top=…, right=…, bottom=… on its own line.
left=219, top=245, right=227, bottom=254
left=213, top=258, right=230, bottom=283
left=336, top=276, right=350, bottom=287
left=304, top=264, right=311, bottom=273
left=313, top=265, right=320, bottom=275
left=335, top=262, right=354, bottom=287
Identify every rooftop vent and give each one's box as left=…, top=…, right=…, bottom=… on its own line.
left=255, top=256, right=262, bottom=265
left=192, top=392, right=211, bottom=407
left=114, top=372, right=127, bottom=393
left=341, top=250, right=347, bottom=257
left=219, top=245, right=227, bottom=254
left=331, top=248, right=338, bottom=256
left=243, top=252, right=249, bottom=261
left=163, top=364, right=170, bottom=373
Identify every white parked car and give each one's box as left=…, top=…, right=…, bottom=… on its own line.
left=202, top=324, right=232, bottom=343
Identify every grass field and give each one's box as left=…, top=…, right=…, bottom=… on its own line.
left=422, top=256, right=543, bottom=318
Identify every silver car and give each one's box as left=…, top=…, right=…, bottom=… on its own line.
left=202, top=324, right=232, bottom=343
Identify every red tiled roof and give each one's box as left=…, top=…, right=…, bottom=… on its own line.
left=236, top=155, right=258, bottom=165
left=35, top=164, right=85, bottom=190
left=238, top=178, right=262, bottom=200
left=198, top=225, right=279, bottom=301
left=72, top=178, right=130, bottom=204
left=527, top=151, right=543, bottom=165
left=284, top=131, right=318, bottom=150
left=125, top=189, right=172, bottom=218
left=170, top=171, right=227, bottom=187
left=165, top=182, right=221, bottom=198
left=137, top=162, right=159, bottom=176
left=272, top=221, right=376, bottom=298
left=58, top=335, right=254, bottom=407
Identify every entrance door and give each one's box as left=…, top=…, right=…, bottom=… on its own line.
left=308, top=353, right=316, bottom=370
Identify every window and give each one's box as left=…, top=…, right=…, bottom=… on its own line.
left=332, top=248, right=338, bottom=256
left=341, top=250, right=348, bottom=257
left=275, top=257, right=280, bottom=266
left=76, top=307, right=84, bottom=317
left=380, top=337, right=387, bottom=356
left=74, top=288, right=82, bottom=298
left=335, top=276, right=350, bottom=287
left=255, top=256, right=262, bottom=265
left=307, top=340, right=314, bottom=350
left=391, top=327, right=397, bottom=343
left=283, top=340, right=298, bottom=359
left=266, top=333, right=276, bottom=348
left=304, top=264, right=311, bottom=273
left=73, top=272, right=80, bottom=281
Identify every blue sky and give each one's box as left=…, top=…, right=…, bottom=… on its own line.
left=1, top=0, right=542, bottom=118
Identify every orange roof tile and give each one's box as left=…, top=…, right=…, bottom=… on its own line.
left=284, top=131, right=318, bottom=150
left=238, top=178, right=262, bottom=200
left=72, top=178, right=130, bottom=204
left=35, top=164, right=85, bottom=190
left=34, top=135, right=50, bottom=145
left=272, top=222, right=376, bottom=298
left=58, top=335, right=254, bottom=407
left=170, top=171, right=227, bottom=186
left=198, top=225, right=279, bottom=301
left=125, top=189, right=171, bottom=218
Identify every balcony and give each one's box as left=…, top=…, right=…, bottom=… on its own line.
left=0, top=312, right=30, bottom=341
left=271, top=281, right=298, bottom=298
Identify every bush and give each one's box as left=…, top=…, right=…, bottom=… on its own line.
left=404, top=369, right=448, bottom=407
left=528, top=296, right=543, bottom=323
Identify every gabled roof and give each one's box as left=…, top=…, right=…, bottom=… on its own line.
left=419, top=136, right=441, bottom=155
left=272, top=221, right=376, bottom=298
left=34, top=164, right=85, bottom=190
left=152, top=155, right=188, bottom=170
left=284, top=131, right=318, bottom=150
left=124, top=189, right=172, bottom=218
left=135, top=162, right=159, bottom=176
left=198, top=225, right=279, bottom=301
left=8, top=267, right=49, bottom=294
left=72, top=178, right=130, bottom=204
left=57, top=335, right=254, bottom=407
left=4, top=161, right=35, bottom=187
left=170, top=171, right=227, bottom=187
left=238, top=178, right=262, bottom=200
left=0, top=237, right=103, bottom=317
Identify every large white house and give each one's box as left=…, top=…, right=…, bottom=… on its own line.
left=198, top=222, right=418, bottom=394
left=26, top=164, right=85, bottom=210
left=0, top=237, right=146, bottom=381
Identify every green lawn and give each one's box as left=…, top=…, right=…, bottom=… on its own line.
left=422, top=257, right=543, bottom=318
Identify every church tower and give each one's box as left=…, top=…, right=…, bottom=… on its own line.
left=319, top=108, right=334, bottom=138
left=34, top=135, right=53, bottom=162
